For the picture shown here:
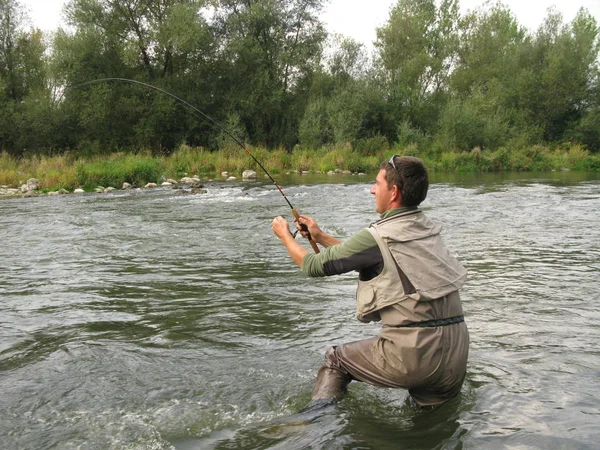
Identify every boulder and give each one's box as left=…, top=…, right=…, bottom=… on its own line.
left=26, top=178, right=39, bottom=191
left=242, top=170, right=257, bottom=180
left=74, top=188, right=85, bottom=194
left=104, top=187, right=116, bottom=192
left=145, top=183, right=157, bottom=188
left=221, top=171, right=229, bottom=178
left=180, top=177, right=204, bottom=188
left=122, top=182, right=132, bottom=190
left=227, top=176, right=237, bottom=181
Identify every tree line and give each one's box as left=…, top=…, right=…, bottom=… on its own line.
left=1, top=0, right=599, bottom=159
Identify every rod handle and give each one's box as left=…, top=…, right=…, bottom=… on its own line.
left=291, top=209, right=320, bottom=254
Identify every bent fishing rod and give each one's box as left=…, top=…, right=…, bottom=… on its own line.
left=65, top=77, right=320, bottom=253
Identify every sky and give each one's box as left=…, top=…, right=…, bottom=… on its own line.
left=18, top=0, right=600, bottom=49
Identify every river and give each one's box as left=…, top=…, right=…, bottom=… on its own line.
left=1, top=172, right=599, bottom=449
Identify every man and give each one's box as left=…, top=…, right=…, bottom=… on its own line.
left=271, top=156, right=469, bottom=408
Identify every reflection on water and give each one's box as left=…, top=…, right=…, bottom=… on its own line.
left=1, top=172, right=599, bottom=449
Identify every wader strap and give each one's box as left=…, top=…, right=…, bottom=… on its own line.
left=383, top=315, right=465, bottom=328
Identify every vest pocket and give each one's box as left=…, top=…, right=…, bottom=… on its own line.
left=356, top=283, right=380, bottom=322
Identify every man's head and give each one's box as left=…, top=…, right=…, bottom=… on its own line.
left=370, top=155, right=429, bottom=213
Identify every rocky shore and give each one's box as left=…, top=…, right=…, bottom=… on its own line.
left=1, top=169, right=366, bottom=199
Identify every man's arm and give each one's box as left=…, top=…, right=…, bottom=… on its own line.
left=272, top=216, right=309, bottom=268
left=302, top=228, right=382, bottom=277
left=295, top=215, right=341, bottom=248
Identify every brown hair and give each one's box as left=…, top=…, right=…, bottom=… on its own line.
left=380, top=156, right=429, bottom=206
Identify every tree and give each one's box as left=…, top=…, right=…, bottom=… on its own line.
left=50, top=0, right=220, bottom=152
left=0, top=0, right=51, bottom=154
left=211, top=0, right=326, bottom=148
left=375, top=0, right=460, bottom=132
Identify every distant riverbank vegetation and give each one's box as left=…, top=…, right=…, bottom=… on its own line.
left=1, top=0, right=600, bottom=189
left=1, top=143, right=598, bottom=192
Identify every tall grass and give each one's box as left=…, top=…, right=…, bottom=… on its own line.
left=1, top=144, right=598, bottom=192
left=75, top=153, right=162, bottom=189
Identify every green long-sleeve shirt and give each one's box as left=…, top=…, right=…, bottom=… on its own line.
left=301, top=207, right=416, bottom=280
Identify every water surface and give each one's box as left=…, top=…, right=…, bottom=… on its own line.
left=1, top=172, right=599, bottom=449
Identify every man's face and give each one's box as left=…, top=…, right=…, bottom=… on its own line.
left=370, top=168, right=395, bottom=214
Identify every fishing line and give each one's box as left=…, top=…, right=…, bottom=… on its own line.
left=65, top=77, right=320, bottom=253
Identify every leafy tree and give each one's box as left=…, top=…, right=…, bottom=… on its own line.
left=55, top=0, right=217, bottom=153
left=516, top=8, right=600, bottom=142
left=375, top=0, right=460, bottom=132
left=0, top=0, right=51, bottom=154
left=211, top=0, right=326, bottom=148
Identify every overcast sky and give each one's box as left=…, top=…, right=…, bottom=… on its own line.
left=18, top=0, right=600, bottom=48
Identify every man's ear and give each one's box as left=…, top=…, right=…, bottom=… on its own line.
left=392, top=184, right=401, bottom=203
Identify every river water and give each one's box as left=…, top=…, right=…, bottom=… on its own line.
left=1, top=172, right=599, bottom=449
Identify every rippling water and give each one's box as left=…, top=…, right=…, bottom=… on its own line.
left=1, top=172, right=599, bottom=449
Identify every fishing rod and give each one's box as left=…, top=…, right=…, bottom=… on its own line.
left=66, top=77, right=320, bottom=253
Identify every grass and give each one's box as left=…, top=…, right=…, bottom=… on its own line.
left=1, top=143, right=598, bottom=192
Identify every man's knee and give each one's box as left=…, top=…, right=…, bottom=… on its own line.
left=324, top=346, right=338, bottom=366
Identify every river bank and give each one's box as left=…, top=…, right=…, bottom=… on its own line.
left=1, top=143, right=599, bottom=195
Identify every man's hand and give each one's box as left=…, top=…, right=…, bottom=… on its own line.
left=272, top=216, right=310, bottom=267
left=272, top=216, right=294, bottom=242
left=295, top=215, right=322, bottom=241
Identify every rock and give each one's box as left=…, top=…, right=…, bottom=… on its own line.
left=242, top=170, right=257, bottom=180
left=74, top=188, right=85, bottom=194
left=145, top=183, right=157, bottom=188
left=342, top=170, right=352, bottom=174
left=95, top=187, right=104, bottom=193
left=161, top=182, right=173, bottom=187
left=21, top=184, right=28, bottom=193
left=358, top=172, right=366, bottom=176
left=226, top=176, right=237, bottom=181
left=26, top=178, right=39, bottom=191
left=122, top=182, right=132, bottom=190
left=221, top=171, right=229, bottom=178
left=48, top=191, right=60, bottom=196
left=59, top=189, right=69, bottom=194
left=180, top=177, right=204, bottom=188
left=167, top=178, right=178, bottom=184
left=335, top=169, right=343, bottom=174
left=191, top=188, right=208, bottom=194
left=104, top=187, right=116, bottom=192
left=327, top=170, right=335, bottom=175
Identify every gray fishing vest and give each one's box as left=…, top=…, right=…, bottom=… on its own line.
left=356, top=210, right=467, bottom=323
